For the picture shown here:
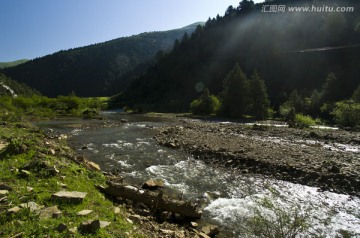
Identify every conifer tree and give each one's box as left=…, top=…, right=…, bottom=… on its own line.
left=220, top=63, right=249, bottom=117
left=249, top=71, right=270, bottom=119
left=352, top=84, right=360, bottom=103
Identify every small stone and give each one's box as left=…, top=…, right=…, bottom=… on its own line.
left=52, top=191, right=87, bottom=203
left=76, top=210, right=93, bottom=216
left=0, top=190, right=9, bottom=195
left=50, top=149, right=56, bottom=155
left=114, top=206, right=121, bottom=214
left=8, top=206, right=21, bottom=214
left=0, top=183, right=12, bottom=191
left=120, top=119, right=128, bottom=123
left=38, top=206, right=61, bottom=219
left=142, top=179, right=164, bottom=190
left=20, top=169, right=31, bottom=177
left=87, top=161, right=101, bottom=171
left=52, top=211, right=63, bottom=218
left=79, top=220, right=101, bottom=233
left=190, top=222, right=199, bottom=227
left=27, top=187, right=34, bottom=192
left=56, top=182, right=67, bottom=188
left=99, top=221, right=111, bottom=228
left=57, top=223, right=68, bottom=233
left=175, top=231, right=185, bottom=238
left=160, top=229, right=175, bottom=235
left=128, top=214, right=142, bottom=224
left=126, top=218, right=133, bottom=224
left=20, top=201, right=43, bottom=212
left=69, top=227, right=78, bottom=234
left=198, top=232, right=211, bottom=238
left=201, top=225, right=219, bottom=236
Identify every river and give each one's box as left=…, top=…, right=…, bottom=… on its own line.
left=39, top=112, right=360, bottom=238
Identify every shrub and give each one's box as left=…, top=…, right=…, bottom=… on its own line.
left=331, top=101, right=360, bottom=128
left=190, top=88, right=221, bottom=116
left=293, top=114, right=316, bottom=128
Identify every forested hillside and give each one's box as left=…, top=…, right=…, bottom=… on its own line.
left=113, top=0, right=360, bottom=113
left=0, top=74, right=38, bottom=96
left=1, top=23, right=202, bottom=97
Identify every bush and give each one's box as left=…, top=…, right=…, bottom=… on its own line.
left=190, top=88, right=221, bottom=116
left=331, top=101, right=360, bottom=128
left=293, top=114, right=316, bottom=128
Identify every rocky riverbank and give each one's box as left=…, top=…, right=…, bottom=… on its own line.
left=155, top=119, right=360, bottom=197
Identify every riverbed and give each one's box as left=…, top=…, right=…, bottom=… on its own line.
left=38, top=113, right=360, bottom=237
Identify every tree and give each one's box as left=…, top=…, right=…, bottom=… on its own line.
left=248, top=71, right=270, bottom=119
left=352, top=84, right=360, bottom=103
left=220, top=63, right=249, bottom=117
left=307, top=89, right=321, bottom=117
left=332, top=101, right=360, bottom=128
left=190, top=88, right=220, bottom=115
left=321, top=72, right=342, bottom=103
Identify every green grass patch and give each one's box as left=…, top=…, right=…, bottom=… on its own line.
left=0, top=124, right=142, bottom=237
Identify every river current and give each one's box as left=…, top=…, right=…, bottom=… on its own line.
left=39, top=113, right=360, bottom=237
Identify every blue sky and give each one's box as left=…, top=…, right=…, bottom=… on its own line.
left=0, top=0, right=262, bottom=62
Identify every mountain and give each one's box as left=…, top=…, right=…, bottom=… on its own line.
left=112, top=0, right=360, bottom=112
left=0, top=59, right=28, bottom=69
left=1, top=23, right=203, bottom=97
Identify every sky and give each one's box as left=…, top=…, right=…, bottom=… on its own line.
left=0, top=0, right=262, bottom=62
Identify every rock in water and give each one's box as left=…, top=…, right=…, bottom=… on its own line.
left=142, top=179, right=164, bottom=190
left=52, top=191, right=87, bottom=203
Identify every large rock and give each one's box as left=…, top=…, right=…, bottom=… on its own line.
left=52, top=191, right=87, bottom=203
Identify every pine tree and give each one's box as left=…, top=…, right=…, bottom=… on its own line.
left=352, top=84, right=360, bottom=103
left=249, top=71, right=270, bottom=119
left=220, top=63, right=249, bottom=117
left=321, top=72, right=342, bottom=103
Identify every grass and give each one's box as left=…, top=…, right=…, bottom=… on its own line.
left=0, top=123, right=143, bottom=237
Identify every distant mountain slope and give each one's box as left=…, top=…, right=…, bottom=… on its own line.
left=0, top=74, right=39, bottom=96
left=113, top=0, right=360, bottom=111
left=0, top=59, right=28, bottom=69
left=1, top=23, right=203, bottom=97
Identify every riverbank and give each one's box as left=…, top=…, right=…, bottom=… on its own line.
left=0, top=121, right=212, bottom=238
left=155, top=118, right=360, bottom=197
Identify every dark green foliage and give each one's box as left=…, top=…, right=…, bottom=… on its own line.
left=1, top=24, right=202, bottom=97
left=249, top=71, right=270, bottom=119
left=321, top=72, right=343, bottom=103
left=0, top=74, right=38, bottom=96
left=352, top=84, right=360, bottom=103
left=220, top=64, right=249, bottom=117
left=190, top=88, right=220, bottom=115
left=331, top=101, right=360, bottom=128
left=117, top=0, right=360, bottom=112
left=307, top=90, right=322, bottom=117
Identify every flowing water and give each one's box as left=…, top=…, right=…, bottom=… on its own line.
left=39, top=113, right=360, bottom=238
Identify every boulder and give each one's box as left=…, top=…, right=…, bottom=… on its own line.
left=52, top=191, right=87, bottom=203
left=87, top=161, right=101, bottom=171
